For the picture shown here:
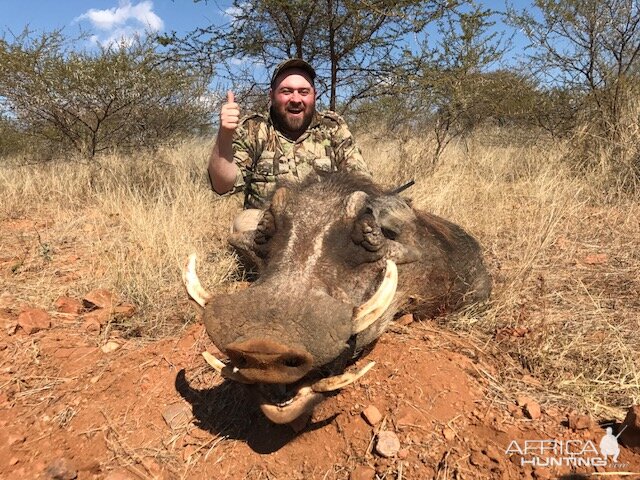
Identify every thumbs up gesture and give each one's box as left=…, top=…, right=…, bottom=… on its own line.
left=220, top=90, right=240, bottom=133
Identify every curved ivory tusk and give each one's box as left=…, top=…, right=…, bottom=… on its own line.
left=259, top=386, right=326, bottom=424
left=352, top=260, right=398, bottom=334
left=183, top=254, right=212, bottom=308
left=311, top=361, right=376, bottom=393
left=202, top=351, right=254, bottom=384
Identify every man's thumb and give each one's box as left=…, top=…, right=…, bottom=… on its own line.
left=227, top=90, right=235, bottom=104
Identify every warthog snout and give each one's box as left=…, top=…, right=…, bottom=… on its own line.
left=225, top=338, right=314, bottom=384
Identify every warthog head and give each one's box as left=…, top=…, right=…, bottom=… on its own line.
left=184, top=174, right=491, bottom=424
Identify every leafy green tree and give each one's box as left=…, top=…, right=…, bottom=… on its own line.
left=389, top=3, right=510, bottom=159
left=508, top=0, right=640, bottom=140
left=165, top=0, right=457, bottom=112
left=0, top=30, right=213, bottom=158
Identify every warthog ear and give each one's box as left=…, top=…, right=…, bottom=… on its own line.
left=344, top=191, right=369, bottom=219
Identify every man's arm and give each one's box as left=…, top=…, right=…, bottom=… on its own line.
left=208, top=91, right=241, bottom=194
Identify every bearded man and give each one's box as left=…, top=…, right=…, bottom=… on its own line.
left=207, top=58, right=371, bottom=232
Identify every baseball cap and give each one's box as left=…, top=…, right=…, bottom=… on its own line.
left=270, top=58, right=316, bottom=87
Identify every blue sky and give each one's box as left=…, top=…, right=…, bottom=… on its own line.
left=1, top=0, right=533, bottom=89
left=1, top=0, right=528, bottom=47
left=1, top=0, right=231, bottom=44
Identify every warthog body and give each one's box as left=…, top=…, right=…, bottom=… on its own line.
left=185, top=173, right=491, bottom=423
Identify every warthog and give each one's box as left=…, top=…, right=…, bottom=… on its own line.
left=184, top=173, right=491, bottom=424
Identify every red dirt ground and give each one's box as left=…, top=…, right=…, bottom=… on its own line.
left=1, top=217, right=640, bottom=480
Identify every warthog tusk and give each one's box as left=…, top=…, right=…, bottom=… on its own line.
left=311, top=361, right=376, bottom=392
left=183, top=254, right=212, bottom=308
left=201, top=351, right=254, bottom=384
left=259, top=386, right=326, bottom=424
left=202, top=351, right=225, bottom=372
left=352, top=260, right=398, bottom=334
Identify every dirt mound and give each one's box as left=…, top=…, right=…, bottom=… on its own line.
left=2, top=308, right=640, bottom=479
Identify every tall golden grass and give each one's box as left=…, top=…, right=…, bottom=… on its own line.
left=0, top=126, right=638, bottom=416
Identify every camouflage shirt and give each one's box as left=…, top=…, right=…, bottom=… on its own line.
left=231, top=109, right=371, bottom=208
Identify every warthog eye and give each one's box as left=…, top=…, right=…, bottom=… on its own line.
left=381, top=227, right=398, bottom=241
left=281, top=355, right=305, bottom=368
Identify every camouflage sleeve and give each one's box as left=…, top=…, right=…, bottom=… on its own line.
left=230, top=116, right=260, bottom=192
left=331, top=115, right=372, bottom=177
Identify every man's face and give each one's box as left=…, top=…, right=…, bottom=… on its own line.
left=270, top=68, right=316, bottom=138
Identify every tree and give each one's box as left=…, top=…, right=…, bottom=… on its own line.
left=0, top=29, right=213, bottom=158
left=165, top=0, right=457, bottom=112
left=386, top=3, right=510, bottom=160
left=508, top=0, right=640, bottom=140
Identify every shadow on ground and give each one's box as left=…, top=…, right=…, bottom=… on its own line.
left=174, top=369, right=336, bottom=454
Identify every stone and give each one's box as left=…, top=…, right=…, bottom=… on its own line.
left=524, top=401, right=542, bottom=420
left=103, top=468, right=139, bottom=480
left=568, top=413, right=592, bottom=431
left=375, top=430, right=400, bottom=458
left=516, top=395, right=542, bottom=420
left=362, top=405, right=383, bottom=426
left=114, top=304, right=136, bottom=318
left=54, top=297, right=84, bottom=314
left=82, top=309, right=111, bottom=326
left=101, top=341, right=121, bottom=354
left=396, top=314, right=414, bottom=326
left=443, top=427, right=456, bottom=442
left=17, top=308, right=51, bottom=334
left=162, top=403, right=192, bottom=430
left=350, top=466, right=376, bottom=480
left=484, top=444, right=502, bottom=463
left=45, top=457, right=78, bottom=480
left=83, top=289, right=115, bottom=310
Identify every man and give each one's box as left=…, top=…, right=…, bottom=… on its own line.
left=208, top=58, right=371, bottom=232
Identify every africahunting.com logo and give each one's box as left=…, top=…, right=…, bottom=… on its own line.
left=506, top=427, right=627, bottom=468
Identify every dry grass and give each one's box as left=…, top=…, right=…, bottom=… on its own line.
left=1, top=127, right=639, bottom=420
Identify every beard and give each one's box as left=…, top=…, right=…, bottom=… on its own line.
left=271, top=103, right=315, bottom=138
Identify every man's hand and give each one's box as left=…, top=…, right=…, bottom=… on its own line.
left=209, top=90, right=241, bottom=194
left=220, top=90, right=240, bottom=134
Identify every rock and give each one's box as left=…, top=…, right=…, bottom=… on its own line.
left=443, top=427, right=456, bottom=442
left=9, top=457, right=19, bottom=466
left=568, top=413, right=592, bottom=431
left=101, top=341, right=121, bottom=354
left=532, top=466, right=552, bottom=479
left=619, top=405, right=640, bottom=452
left=114, top=304, right=136, bottom=318
left=83, top=289, right=115, bottom=310
left=83, top=318, right=101, bottom=333
left=162, top=403, right=192, bottom=430
left=484, top=444, right=502, bottom=463
left=7, top=434, right=26, bottom=446
left=54, top=297, right=84, bottom=314
left=82, top=309, right=111, bottom=326
left=469, top=451, right=486, bottom=467
left=375, top=430, right=400, bottom=458
left=398, top=449, right=409, bottom=460
left=103, top=468, right=139, bottom=480
left=524, top=401, right=542, bottom=420
left=17, top=308, right=51, bottom=334
left=516, top=395, right=542, bottom=420
left=396, top=314, right=414, bottom=326
left=350, top=466, right=376, bottom=480
left=45, top=457, right=77, bottom=480
left=362, top=405, right=383, bottom=426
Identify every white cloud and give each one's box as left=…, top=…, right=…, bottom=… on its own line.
left=76, top=0, right=164, bottom=46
